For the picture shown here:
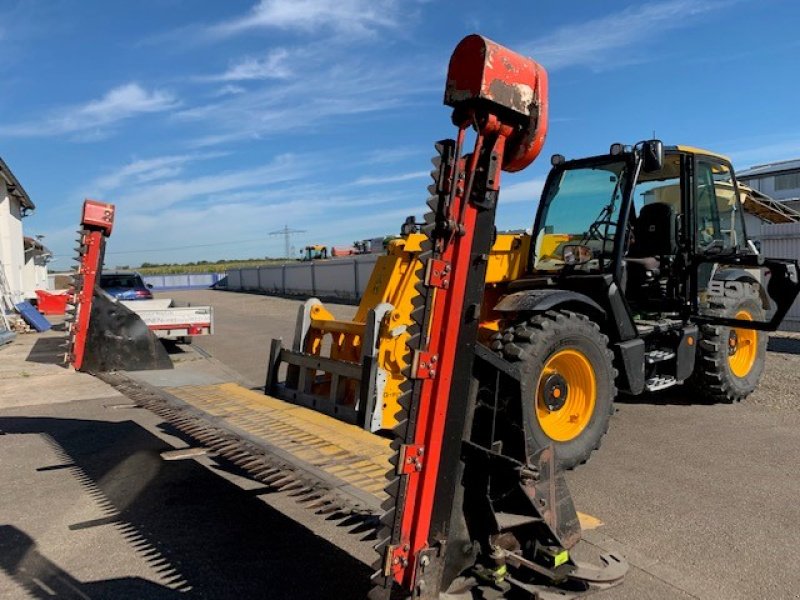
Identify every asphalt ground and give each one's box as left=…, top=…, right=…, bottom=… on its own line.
left=165, top=289, right=800, bottom=599
left=1, top=289, right=799, bottom=599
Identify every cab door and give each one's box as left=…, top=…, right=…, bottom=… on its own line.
left=690, top=154, right=800, bottom=331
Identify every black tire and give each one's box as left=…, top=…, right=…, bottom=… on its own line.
left=491, top=310, right=617, bottom=469
left=688, top=296, right=767, bottom=403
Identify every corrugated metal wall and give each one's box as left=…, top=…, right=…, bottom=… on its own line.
left=760, top=222, right=800, bottom=331
left=224, top=256, right=379, bottom=301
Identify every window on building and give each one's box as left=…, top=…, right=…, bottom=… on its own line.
left=775, top=171, right=800, bottom=191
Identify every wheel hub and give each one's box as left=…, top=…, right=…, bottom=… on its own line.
left=728, top=330, right=738, bottom=356
left=541, top=373, right=568, bottom=411
left=535, top=348, right=597, bottom=443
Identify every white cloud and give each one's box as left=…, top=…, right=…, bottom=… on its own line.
left=73, top=190, right=415, bottom=266
left=88, top=153, right=225, bottom=194
left=0, top=83, right=177, bottom=137
left=523, top=0, right=727, bottom=71
left=178, top=59, right=430, bottom=147
left=727, top=139, right=800, bottom=169
left=209, top=0, right=400, bottom=38
left=112, top=153, right=311, bottom=210
left=213, top=84, right=247, bottom=97
left=202, top=48, right=292, bottom=82
left=500, top=177, right=545, bottom=205
left=353, top=171, right=428, bottom=186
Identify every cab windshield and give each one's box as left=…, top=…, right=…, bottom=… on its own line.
left=534, top=161, right=629, bottom=272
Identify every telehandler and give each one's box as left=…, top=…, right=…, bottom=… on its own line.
left=66, top=34, right=635, bottom=599
left=269, top=142, right=800, bottom=470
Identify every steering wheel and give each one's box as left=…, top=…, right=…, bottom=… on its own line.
left=587, top=218, right=618, bottom=241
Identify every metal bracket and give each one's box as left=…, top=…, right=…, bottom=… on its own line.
left=397, top=444, right=425, bottom=475
left=383, top=543, right=411, bottom=577
left=424, top=259, right=451, bottom=289
left=412, top=350, right=438, bottom=379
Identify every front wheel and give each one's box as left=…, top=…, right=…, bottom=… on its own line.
left=494, top=310, right=617, bottom=469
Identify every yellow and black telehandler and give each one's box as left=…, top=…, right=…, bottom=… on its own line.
left=268, top=143, right=800, bottom=471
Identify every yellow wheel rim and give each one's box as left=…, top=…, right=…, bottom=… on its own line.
left=536, top=349, right=596, bottom=442
left=729, top=310, right=758, bottom=378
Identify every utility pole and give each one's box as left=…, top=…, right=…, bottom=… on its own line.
left=268, top=225, right=306, bottom=259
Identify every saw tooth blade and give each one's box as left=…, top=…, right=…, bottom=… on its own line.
left=369, top=146, right=450, bottom=599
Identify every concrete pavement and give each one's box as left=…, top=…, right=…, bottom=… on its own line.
left=2, top=290, right=800, bottom=598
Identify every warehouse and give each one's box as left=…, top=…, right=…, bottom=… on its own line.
left=739, top=158, right=800, bottom=212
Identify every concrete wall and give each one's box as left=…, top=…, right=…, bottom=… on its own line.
left=760, top=221, right=800, bottom=331
left=225, top=237, right=800, bottom=331
left=224, top=255, right=379, bottom=301
left=141, top=272, right=225, bottom=290
left=0, top=181, right=26, bottom=304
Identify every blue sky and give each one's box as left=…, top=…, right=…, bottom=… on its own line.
left=2, top=0, right=799, bottom=269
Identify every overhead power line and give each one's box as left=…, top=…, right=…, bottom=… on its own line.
left=268, top=225, right=306, bottom=258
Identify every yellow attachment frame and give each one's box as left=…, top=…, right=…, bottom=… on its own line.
left=300, top=232, right=531, bottom=430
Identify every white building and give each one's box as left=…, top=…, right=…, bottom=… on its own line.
left=23, top=236, right=52, bottom=298
left=0, top=157, right=36, bottom=305
left=739, top=158, right=800, bottom=211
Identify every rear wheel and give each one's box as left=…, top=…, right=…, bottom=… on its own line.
left=688, top=297, right=767, bottom=402
left=493, top=310, right=616, bottom=469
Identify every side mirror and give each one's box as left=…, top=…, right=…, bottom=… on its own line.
left=642, top=139, right=664, bottom=173
left=146, top=283, right=154, bottom=289
left=400, top=215, right=419, bottom=236
left=562, top=244, right=592, bottom=266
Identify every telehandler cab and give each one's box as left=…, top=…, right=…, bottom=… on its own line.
left=269, top=143, right=800, bottom=469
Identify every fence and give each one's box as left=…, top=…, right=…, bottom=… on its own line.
left=225, top=255, right=379, bottom=301
left=47, top=271, right=226, bottom=291
left=760, top=222, right=800, bottom=331
left=142, top=272, right=226, bottom=291
left=224, top=227, right=800, bottom=329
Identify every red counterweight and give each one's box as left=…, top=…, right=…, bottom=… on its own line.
left=444, top=34, right=548, bottom=172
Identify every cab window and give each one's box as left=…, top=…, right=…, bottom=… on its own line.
left=695, top=159, right=747, bottom=253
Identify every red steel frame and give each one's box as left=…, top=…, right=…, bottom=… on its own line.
left=69, top=230, right=103, bottom=370
left=390, top=124, right=517, bottom=588
left=68, top=200, right=115, bottom=371
left=386, top=34, right=549, bottom=591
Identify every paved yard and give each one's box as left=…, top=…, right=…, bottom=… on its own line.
left=1, top=290, right=799, bottom=599
left=167, top=289, right=800, bottom=599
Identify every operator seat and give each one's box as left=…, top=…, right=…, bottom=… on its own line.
left=624, top=202, right=678, bottom=300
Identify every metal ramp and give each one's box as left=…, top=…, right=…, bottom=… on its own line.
left=740, top=185, right=800, bottom=223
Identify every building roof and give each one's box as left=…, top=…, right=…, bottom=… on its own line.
left=0, top=157, right=34, bottom=210
left=23, top=236, right=52, bottom=257
left=738, top=157, right=800, bottom=179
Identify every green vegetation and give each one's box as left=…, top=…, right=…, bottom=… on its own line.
left=130, top=258, right=287, bottom=275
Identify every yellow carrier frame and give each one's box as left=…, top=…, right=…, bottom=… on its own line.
left=266, top=231, right=532, bottom=431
